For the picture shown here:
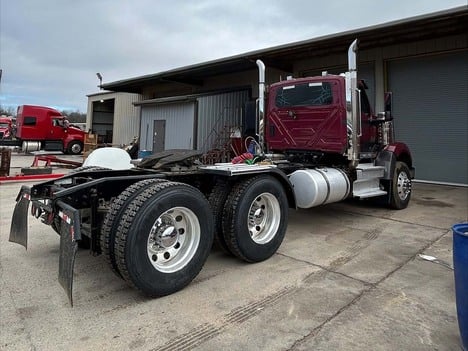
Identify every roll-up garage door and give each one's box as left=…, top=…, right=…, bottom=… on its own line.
left=388, top=51, right=468, bottom=185
left=140, top=102, right=196, bottom=152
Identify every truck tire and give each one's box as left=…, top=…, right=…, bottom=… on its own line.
left=389, top=161, right=412, bottom=210
left=101, top=178, right=167, bottom=278
left=67, top=140, right=83, bottom=155
left=114, top=181, right=214, bottom=297
left=207, top=179, right=232, bottom=254
left=222, top=175, right=288, bottom=263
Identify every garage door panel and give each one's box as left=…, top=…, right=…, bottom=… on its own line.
left=388, top=51, right=468, bottom=185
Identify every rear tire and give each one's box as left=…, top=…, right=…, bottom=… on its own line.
left=389, top=161, right=412, bottom=209
left=222, top=175, right=288, bottom=262
left=114, top=182, right=214, bottom=297
left=101, top=178, right=167, bottom=278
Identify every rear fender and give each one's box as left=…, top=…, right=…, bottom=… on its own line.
left=269, top=169, right=297, bottom=209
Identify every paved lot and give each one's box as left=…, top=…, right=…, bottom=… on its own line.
left=1, top=152, right=467, bottom=350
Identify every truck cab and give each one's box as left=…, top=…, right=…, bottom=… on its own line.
left=266, top=76, right=379, bottom=162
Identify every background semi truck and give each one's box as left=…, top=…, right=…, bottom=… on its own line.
left=9, top=39, right=414, bottom=305
left=7, top=105, right=85, bottom=154
left=0, top=116, right=13, bottom=139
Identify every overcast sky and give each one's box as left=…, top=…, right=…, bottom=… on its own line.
left=0, top=1, right=465, bottom=113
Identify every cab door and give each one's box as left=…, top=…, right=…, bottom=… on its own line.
left=49, top=117, right=66, bottom=140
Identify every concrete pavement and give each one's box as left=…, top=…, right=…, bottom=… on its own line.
left=0, top=153, right=467, bottom=350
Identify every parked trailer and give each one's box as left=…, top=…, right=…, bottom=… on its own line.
left=9, top=40, right=414, bottom=304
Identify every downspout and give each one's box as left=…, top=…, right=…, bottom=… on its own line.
left=256, top=59, right=266, bottom=155
left=346, top=39, right=360, bottom=168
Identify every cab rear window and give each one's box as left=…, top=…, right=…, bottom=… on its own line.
left=275, top=82, right=332, bottom=107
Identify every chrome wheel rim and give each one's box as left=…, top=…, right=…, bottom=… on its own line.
left=147, top=207, right=200, bottom=273
left=71, top=143, right=82, bottom=154
left=397, top=171, right=411, bottom=201
left=247, top=193, right=280, bottom=244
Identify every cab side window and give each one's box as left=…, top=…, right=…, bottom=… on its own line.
left=52, top=119, right=63, bottom=127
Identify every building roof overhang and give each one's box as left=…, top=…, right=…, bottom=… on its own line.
left=101, top=6, right=467, bottom=94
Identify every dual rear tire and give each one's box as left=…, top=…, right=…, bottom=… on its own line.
left=103, top=181, right=214, bottom=296
left=102, top=175, right=289, bottom=296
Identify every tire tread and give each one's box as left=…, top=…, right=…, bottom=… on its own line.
left=101, top=178, right=167, bottom=277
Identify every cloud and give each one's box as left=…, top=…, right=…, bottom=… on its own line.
left=0, top=0, right=465, bottom=112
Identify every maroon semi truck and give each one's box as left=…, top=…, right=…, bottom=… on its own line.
left=10, top=39, right=414, bottom=304
left=14, top=105, right=85, bottom=154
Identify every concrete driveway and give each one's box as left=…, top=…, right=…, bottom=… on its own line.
left=0, top=153, right=467, bottom=350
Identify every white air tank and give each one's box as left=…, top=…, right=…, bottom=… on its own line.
left=289, top=168, right=350, bottom=208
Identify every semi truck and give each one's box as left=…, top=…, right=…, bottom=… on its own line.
left=9, top=40, right=414, bottom=305
left=4, top=105, right=85, bottom=154
left=0, top=116, right=13, bottom=139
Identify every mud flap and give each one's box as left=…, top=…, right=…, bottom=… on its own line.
left=56, top=200, right=81, bottom=306
left=9, top=186, right=31, bottom=249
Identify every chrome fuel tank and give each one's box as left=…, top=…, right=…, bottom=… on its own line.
left=289, top=168, right=350, bottom=208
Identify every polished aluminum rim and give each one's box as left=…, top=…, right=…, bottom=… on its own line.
left=397, top=171, right=412, bottom=201
left=147, top=207, right=200, bottom=273
left=70, top=143, right=82, bottom=154
left=248, top=193, right=280, bottom=244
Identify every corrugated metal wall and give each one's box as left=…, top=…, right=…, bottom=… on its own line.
left=113, top=93, right=142, bottom=145
left=197, top=90, right=250, bottom=152
left=140, top=102, right=196, bottom=151
left=139, top=90, right=250, bottom=153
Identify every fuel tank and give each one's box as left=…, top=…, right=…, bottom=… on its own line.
left=289, top=168, right=350, bottom=208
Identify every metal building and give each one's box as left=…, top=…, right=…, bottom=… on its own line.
left=136, top=90, right=250, bottom=154
left=97, top=6, right=467, bottom=185
left=86, top=92, right=142, bottom=145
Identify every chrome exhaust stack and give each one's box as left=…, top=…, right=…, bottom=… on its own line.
left=346, top=39, right=361, bottom=168
left=256, top=59, right=266, bottom=155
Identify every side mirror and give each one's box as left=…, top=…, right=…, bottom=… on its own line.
left=376, top=92, right=393, bottom=121
left=384, top=92, right=393, bottom=120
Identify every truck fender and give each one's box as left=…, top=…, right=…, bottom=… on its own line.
left=376, top=142, right=415, bottom=180
left=265, top=168, right=297, bottom=209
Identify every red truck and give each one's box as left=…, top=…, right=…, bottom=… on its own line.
left=0, top=116, right=13, bottom=139
left=10, top=40, right=414, bottom=304
left=15, top=105, right=85, bottom=154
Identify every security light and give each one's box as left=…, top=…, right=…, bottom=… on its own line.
left=96, top=73, right=103, bottom=89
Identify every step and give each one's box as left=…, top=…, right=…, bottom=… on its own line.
left=353, top=188, right=387, bottom=199
left=353, top=163, right=387, bottom=198
left=356, top=163, right=385, bottom=180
